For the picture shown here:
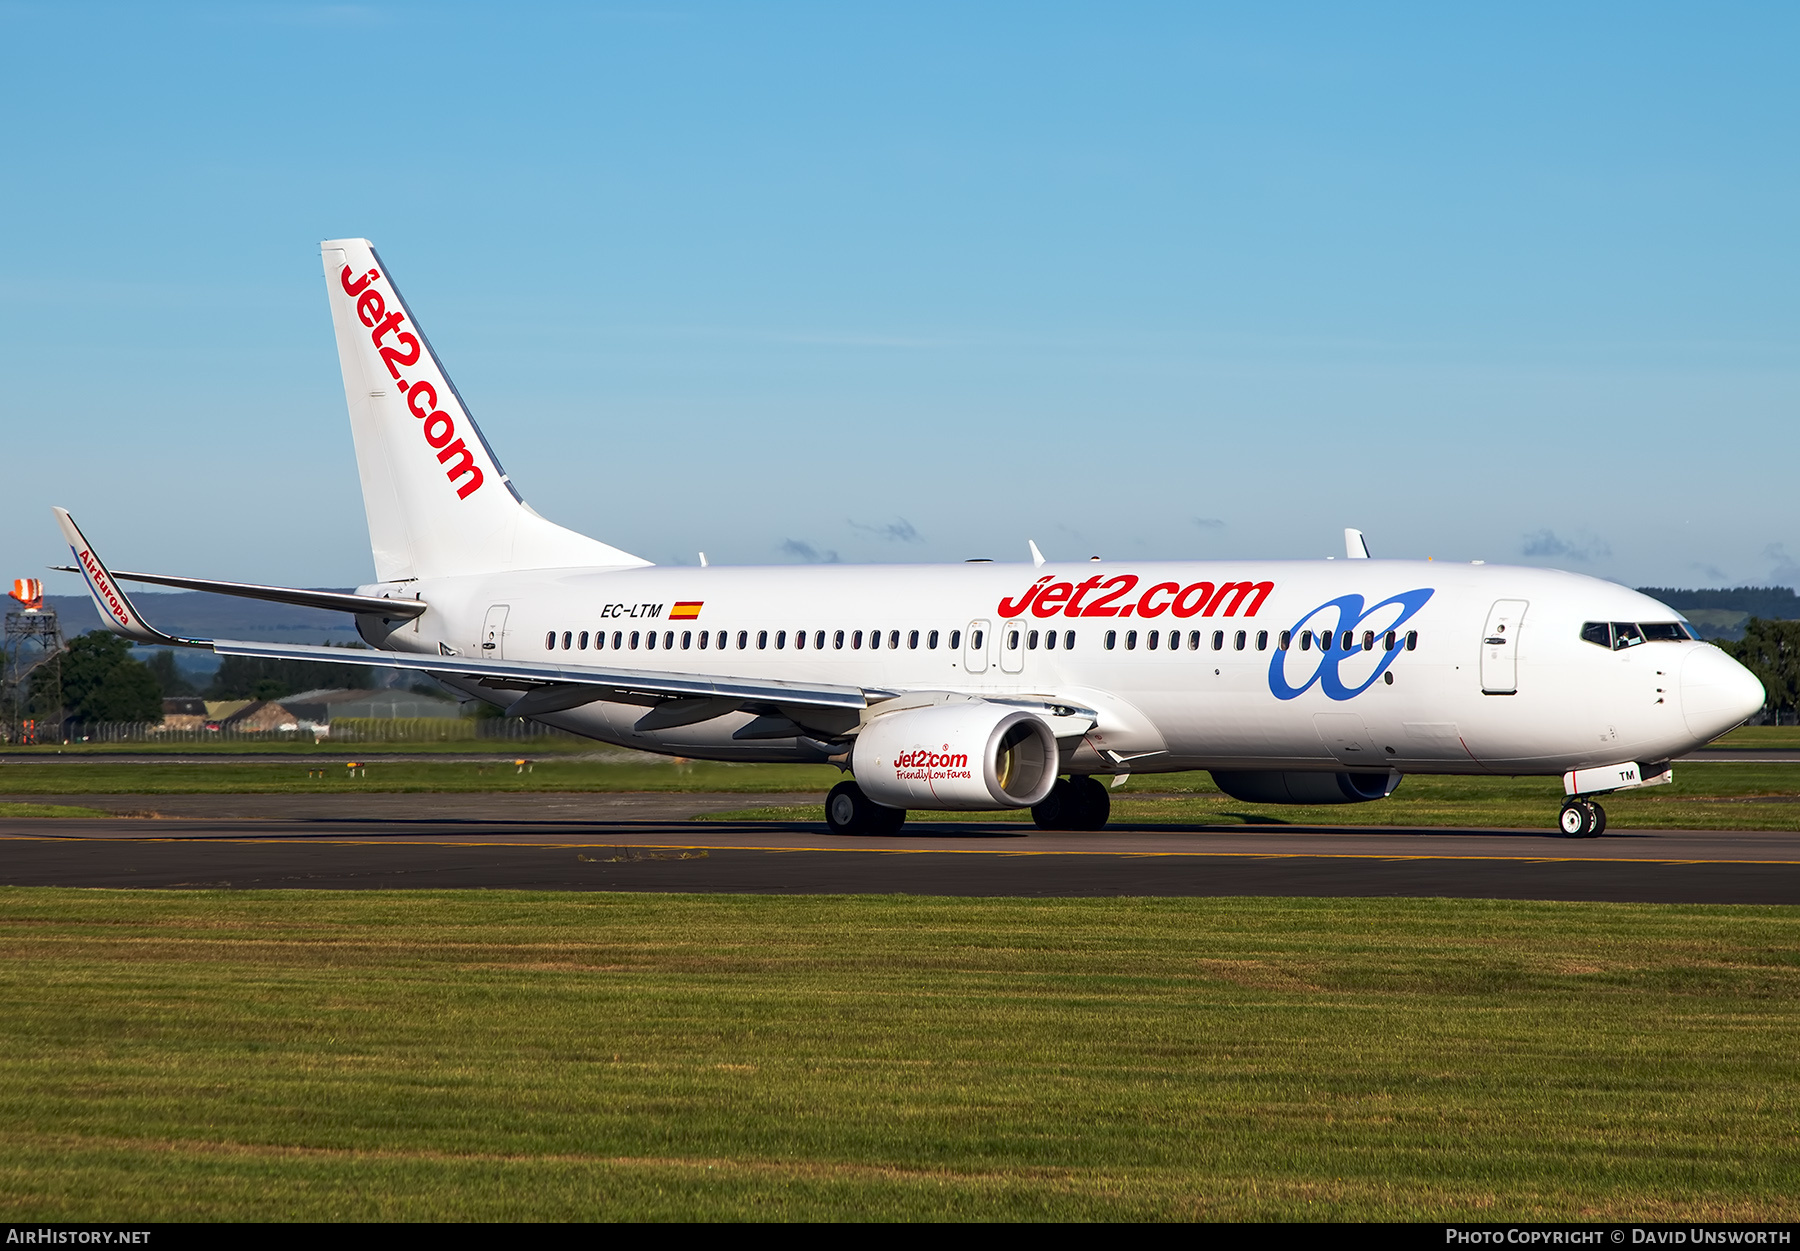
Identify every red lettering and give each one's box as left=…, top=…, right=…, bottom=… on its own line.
left=1063, top=574, right=1105, bottom=618
left=339, top=265, right=379, bottom=296
left=437, top=439, right=483, bottom=498
left=1136, top=582, right=1180, bottom=618
left=1080, top=575, right=1139, bottom=617
left=79, top=551, right=131, bottom=626
left=1171, top=581, right=1215, bottom=618
left=406, top=381, right=438, bottom=420
left=1032, top=582, right=1073, bottom=617
left=369, top=310, right=406, bottom=347
left=379, top=331, right=421, bottom=379
left=1206, top=580, right=1275, bottom=617
left=998, top=576, right=1052, bottom=618
left=423, top=412, right=455, bottom=448
left=356, top=289, right=386, bottom=328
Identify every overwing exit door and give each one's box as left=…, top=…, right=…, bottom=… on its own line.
left=482, top=605, right=511, bottom=660
left=1480, top=599, right=1527, bottom=694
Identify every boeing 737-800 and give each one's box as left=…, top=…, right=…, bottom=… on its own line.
left=54, top=238, right=1767, bottom=838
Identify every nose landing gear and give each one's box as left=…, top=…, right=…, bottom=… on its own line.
left=1558, top=799, right=1607, bottom=838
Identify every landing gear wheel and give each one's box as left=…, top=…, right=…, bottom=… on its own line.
left=1066, top=775, right=1111, bottom=830
left=1031, top=779, right=1076, bottom=830
left=825, top=780, right=906, bottom=836
left=1588, top=801, right=1607, bottom=837
left=1030, top=776, right=1112, bottom=831
left=1559, top=800, right=1596, bottom=838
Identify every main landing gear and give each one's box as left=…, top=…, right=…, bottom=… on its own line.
left=1558, top=799, right=1608, bottom=838
left=825, top=780, right=906, bottom=836
left=1031, top=775, right=1112, bottom=831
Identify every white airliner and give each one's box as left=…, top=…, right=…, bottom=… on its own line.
left=54, top=238, right=1766, bottom=838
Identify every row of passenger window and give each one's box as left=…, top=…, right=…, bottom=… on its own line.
left=547, top=627, right=964, bottom=652
left=547, top=625, right=1421, bottom=658
left=1099, top=627, right=1418, bottom=652
left=1580, top=621, right=1696, bottom=651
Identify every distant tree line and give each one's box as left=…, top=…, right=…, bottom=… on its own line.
left=1638, top=586, right=1800, bottom=619
left=56, top=634, right=162, bottom=723
left=206, top=649, right=375, bottom=700
left=31, top=633, right=381, bottom=724
left=1721, top=619, right=1800, bottom=725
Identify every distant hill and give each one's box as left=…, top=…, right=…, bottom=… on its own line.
left=1636, top=586, right=1800, bottom=641
left=41, top=592, right=363, bottom=644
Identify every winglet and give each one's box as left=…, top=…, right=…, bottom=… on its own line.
left=51, top=507, right=208, bottom=646
left=1028, top=540, right=1046, bottom=568
left=1345, top=528, right=1371, bottom=559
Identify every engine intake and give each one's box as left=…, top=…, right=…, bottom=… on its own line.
left=1210, top=770, right=1402, bottom=805
left=854, top=702, right=1059, bottom=810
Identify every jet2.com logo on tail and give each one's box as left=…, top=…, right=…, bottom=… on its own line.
left=1268, top=588, right=1434, bottom=701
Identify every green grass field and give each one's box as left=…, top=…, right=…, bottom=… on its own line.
left=0, top=737, right=599, bottom=755
left=0, top=758, right=844, bottom=795
left=0, top=889, right=1794, bottom=1221
left=4, top=757, right=1798, bottom=830
left=1709, top=725, right=1800, bottom=749
left=0, top=803, right=111, bottom=819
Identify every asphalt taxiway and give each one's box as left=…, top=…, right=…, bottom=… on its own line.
left=2, top=792, right=1796, bottom=904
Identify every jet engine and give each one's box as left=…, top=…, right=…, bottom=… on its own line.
left=853, top=702, right=1059, bottom=810
left=1210, top=769, right=1403, bottom=805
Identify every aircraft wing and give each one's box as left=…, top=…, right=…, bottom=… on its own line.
left=52, top=507, right=1089, bottom=726
left=46, top=565, right=427, bottom=619
left=52, top=505, right=873, bottom=714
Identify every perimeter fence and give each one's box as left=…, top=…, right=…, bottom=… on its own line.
left=21, top=717, right=583, bottom=745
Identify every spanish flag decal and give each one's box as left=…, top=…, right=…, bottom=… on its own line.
left=670, top=601, right=703, bottom=620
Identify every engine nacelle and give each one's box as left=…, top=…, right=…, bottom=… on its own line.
left=853, top=702, right=1060, bottom=810
left=1210, top=769, right=1403, bottom=805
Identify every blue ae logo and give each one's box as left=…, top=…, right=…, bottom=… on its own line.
left=1267, top=588, right=1435, bottom=701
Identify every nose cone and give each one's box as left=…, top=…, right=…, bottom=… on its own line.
left=1681, top=645, right=1766, bottom=741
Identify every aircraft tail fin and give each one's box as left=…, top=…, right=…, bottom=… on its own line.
left=320, top=239, right=650, bottom=582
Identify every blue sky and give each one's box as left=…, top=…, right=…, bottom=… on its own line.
left=3, top=2, right=1795, bottom=590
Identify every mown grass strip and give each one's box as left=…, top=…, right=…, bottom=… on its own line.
left=0, top=889, right=1795, bottom=1221
left=0, top=803, right=113, bottom=819
left=0, top=759, right=844, bottom=795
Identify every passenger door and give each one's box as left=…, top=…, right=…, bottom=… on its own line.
left=1480, top=599, right=1527, bottom=694
left=964, top=619, right=990, bottom=674
left=482, top=604, right=511, bottom=660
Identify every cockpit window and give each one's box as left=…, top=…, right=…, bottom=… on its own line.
left=1580, top=621, right=1695, bottom=650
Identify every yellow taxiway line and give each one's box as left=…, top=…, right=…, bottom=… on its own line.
left=3, top=833, right=1799, bottom=866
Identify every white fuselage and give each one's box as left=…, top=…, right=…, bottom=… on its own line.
left=353, top=557, right=1756, bottom=777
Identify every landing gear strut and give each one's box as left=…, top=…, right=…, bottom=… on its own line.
left=825, top=780, right=906, bottom=836
left=1558, top=799, right=1607, bottom=838
left=1031, top=775, right=1112, bottom=831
